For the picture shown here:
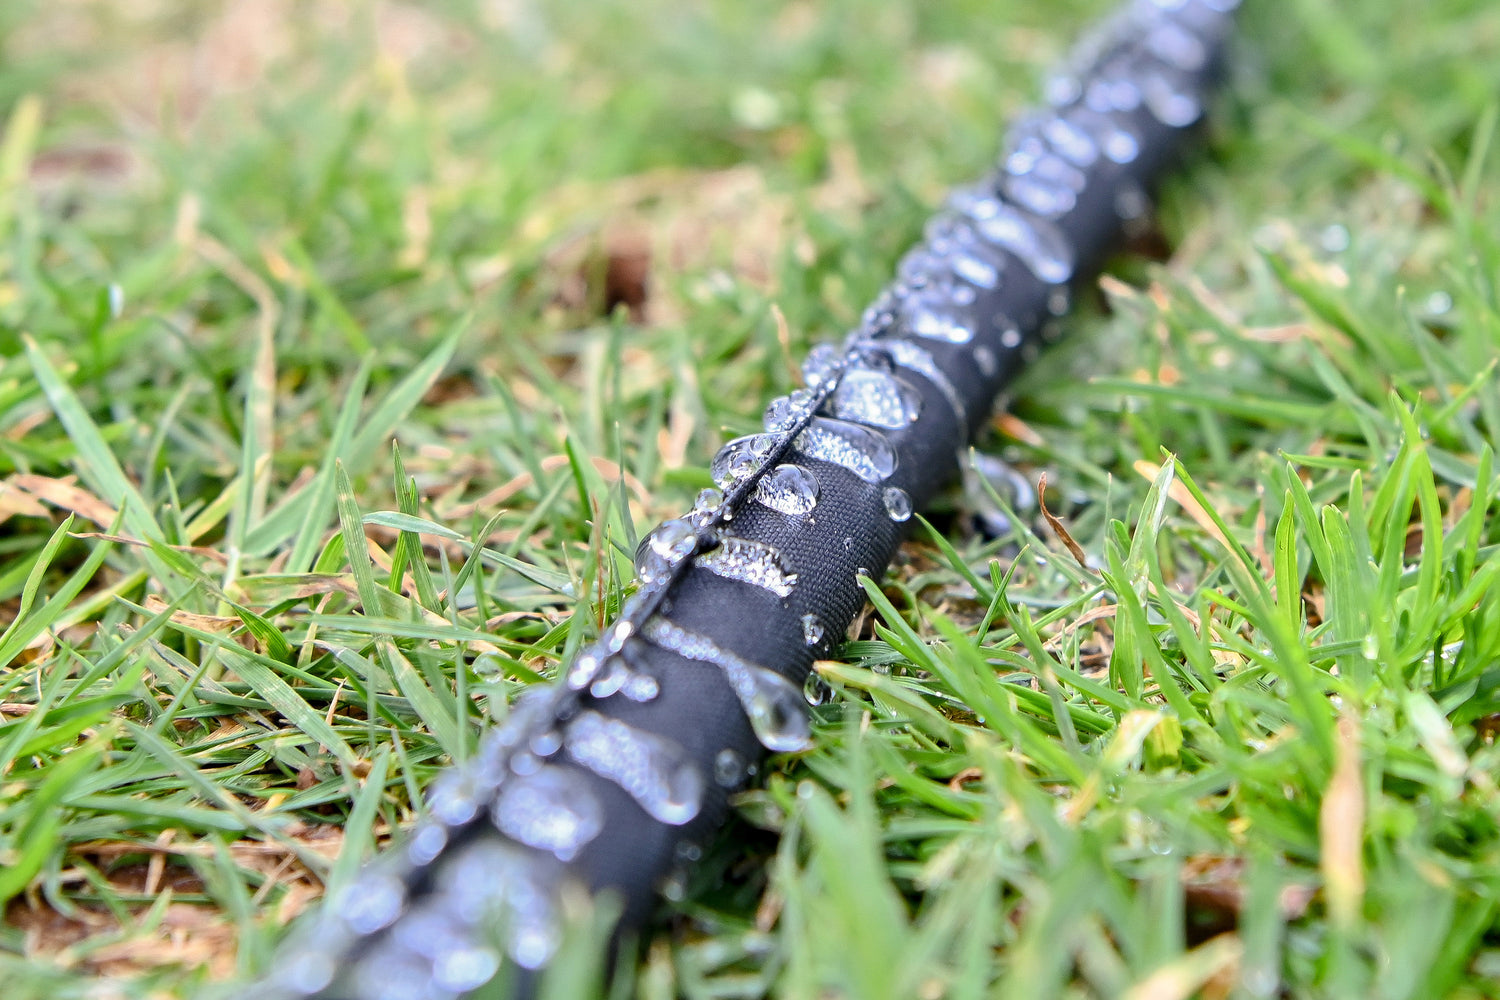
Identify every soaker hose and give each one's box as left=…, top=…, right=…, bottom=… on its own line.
left=243, top=2, right=1237, bottom=996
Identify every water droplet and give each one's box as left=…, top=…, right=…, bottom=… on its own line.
left=801, top=613, right=825, bottom=647
left=589, top=656, right=629, bottom=699
left=493, top=766, right=604, bottom=862
left=508, top=919, right=561, bottom=970
left=694, top=487, right=724, bottom=513
left=828, top=369, right=922, bottom=428
left=1044, top=117, right=1098, bottom=166
left=947, top=182, right=1004, bottom=221
left=509, top=751, right=541, bottom=776
left=763, top=388, right=817, bottom=433
left=606, top=618, right=634, bottom=653
left=428, top=771, right=484, bottom=825
left=855, top=566, right=871, bottom=579
left=352, top=950, right=436, bottom=1000
left=999, top=325, right=1023, bottom=350
left=341, top=873, right=406, bottom=935
left=529, top=730, right=562, bottom=758
left=1044, top=72, right=1082, bottom=106
left=902, top=299, right=975, bottom=344
left=635, top=518, right=699, bottom=585
left=863, top=338, right=967, bottom=428
left=641, top=619, right=812, bottom=752
left=974, top=345, right=998, bottom=378
left=1146, top=20, right=1208, bottom=71
left=1426, top=290, right=1453, bottom=315
left=1141, top=72, right=1202, bottom=127
left=407, top=823, right=448, bottom=865
left=883, top=487, right=913, bottom=522
left=897, top=247, right=941, bottom=287
left=1048, top=287, right=1071, bottom=316
left=714, top=747, right=746, bottom=787
left=744, top=667, right=814, bottom=752
left=973, top=204, right=1074, bottom=284
left=433, top=944, right=500, bottom=993
left=622, top=671, right=660, bottom=702
left=278, top=951, right=337, bottom=994
left=1361, top=634, right=1379, bottom=660
left=697, top=535, right=799, bottom=597
left=710, top=433, right=776, bottom=488
left=803, top=669, right=833, bottom=707
left=755, top=463, right=820, bottom=516
left=795, top=417, right=897, bottom=484
left=1005, top=150, right=1086, bottom=218
left=801, top=342, right=844, bottom=388
left=566, top=652, right=602, bottom=690
left=566, top=710, right=704, bottom=825
left=925, top=216, right=1007, bottom=290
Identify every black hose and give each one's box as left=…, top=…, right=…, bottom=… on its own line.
left=240, top=2, right=1238, bottom=997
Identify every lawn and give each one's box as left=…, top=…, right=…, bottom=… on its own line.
left=2, top=0, right=1499, bottom=997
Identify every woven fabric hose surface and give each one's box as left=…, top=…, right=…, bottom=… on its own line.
left=236, top=2, right=1238, bottom=998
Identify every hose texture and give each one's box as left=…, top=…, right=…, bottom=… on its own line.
left=242, top=2, right=1237, bottom=997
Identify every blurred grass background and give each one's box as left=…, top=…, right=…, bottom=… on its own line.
left=2, top=0, right=1500, bottom=997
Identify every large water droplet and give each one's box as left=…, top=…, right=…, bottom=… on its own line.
left=864, top=338, right=967, bottom=429
left=755, top=463, right=820, bottom=516
left=697, top=535, right=798, bottom=597
left=924, top=215, right=1007, bottom=290
left=1004, top=150, right=1086, bottom=216
left=801, top=342, right=843, bottom=388
left=902, top=300, right=975, bottom=344
left=341, top=873, right=406, bottom=935
left=710, top=434, right=776, bottom=488
left=492, top=766, right=604, bottom=862
left=1063, top=106, right=1139, bottom=164
left=763, top=388, right=817, bottom=433
left=407, top=823, right=448, bottom=866
left=694, top=487, right=724, bottom=513
left=565, top=710, right=704, bottom=825
left=642, top=619, right=812, bottom=752
left=1006, top=174, right=1077, bottom=218
left=621, top=671, right=660, bottom=702
left=432, top=943, right=501, bottom=993
left=427, top=770, right=485, bottom=826
left=883, top=487, right=913, bottom=523
left=529, top=730, right=562, bottom=758
left=795, top=417, right=897, bottom=484
left=828, top=369, right=922, bottom=429
left=743, top=665, right=815, bottom=752
left=973, top=205, right=1074, bottom=284
left=1141, top=71, right=1202, bottom=127
left=801, top=613, right=825, bottom=647
left=947, top=183, right=1004, bottom=222
left=635, top=518, right=699, bottom=585
left=352, top=949, right=436, bottom=1000
left=566, top=652, right=602, bottom=690
left=1044, top=116, right=1098, bottom=167
left=1146, top=20, right=1208, bottom=71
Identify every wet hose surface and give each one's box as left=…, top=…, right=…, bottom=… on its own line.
left=242, top=2, right=1238, bottom=997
